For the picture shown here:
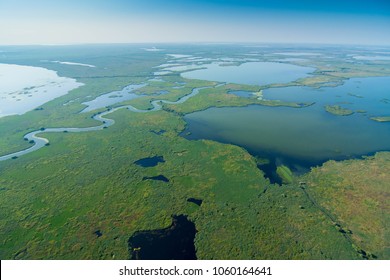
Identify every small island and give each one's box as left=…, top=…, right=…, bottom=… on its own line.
left=370, top=116, right=390, bottom=122
left=324, top=105, right=354, bottom=116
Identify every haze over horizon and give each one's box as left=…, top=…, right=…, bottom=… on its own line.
left=1, top=0, right=389, bottom=46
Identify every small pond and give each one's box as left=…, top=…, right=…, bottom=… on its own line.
left=134, top=156, right=165, bottom=167
left=128, top=215, right=197, bottom=260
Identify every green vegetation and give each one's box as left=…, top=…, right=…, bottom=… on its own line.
left=162, top=84, right=312, bottom=115
left=276, top=165, right=294, bottom=184
left=301, top=152, right=390, bottom=259
left=0, top=108, right=362, bottom=259
left=370, top=116, right=390, bottom=122
left=254, top=156, right=270, bottom=166
left=324, top=105, right=354, bottom=116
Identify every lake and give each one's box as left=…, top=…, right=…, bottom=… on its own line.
left=181, top=62, right=315, bottom=86
left=182, top=77, right=390, bottom=179
left=0, top=63, right=82, bottom=118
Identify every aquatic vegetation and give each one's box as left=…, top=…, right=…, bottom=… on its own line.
left=324, top=105, right=354, bottom=116
left=276, top=165, right=294, bottom=184
left=347, top=92, right=364, bottom=98
left=370, top=116, right=390, bottom=122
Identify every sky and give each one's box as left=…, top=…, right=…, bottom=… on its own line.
left=0, top=0, right=389, bottom=45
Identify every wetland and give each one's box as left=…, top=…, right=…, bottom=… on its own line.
left=0, top=44, right=389, bottom=260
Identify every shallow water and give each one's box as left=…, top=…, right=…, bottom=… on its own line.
left=81, top=83, right=146, bottom=113
left=0, top=86, right=215, bottom=161
left=0, top=63, right=82, bottom=118
left=262, top=77, right=390, bottom=116
left=181, top=62, right=314, bottom=86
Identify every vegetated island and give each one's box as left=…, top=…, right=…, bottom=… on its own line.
left=324, top=105, right=354, bottom=116
left=370, top=116, right=390, bottom=122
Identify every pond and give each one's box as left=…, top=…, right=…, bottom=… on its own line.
left=134, top=156, right=165, bottom=167
left=143, top=175, right=169, bottom=182
left=128, top=215, right=197, bottom=260
left=181, top=62, right=315, bottom=86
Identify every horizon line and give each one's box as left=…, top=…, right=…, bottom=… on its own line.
left=1, top=41, right=390, bottom=48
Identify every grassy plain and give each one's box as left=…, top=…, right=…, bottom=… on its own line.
left=301, top=152, right=390, bottom=259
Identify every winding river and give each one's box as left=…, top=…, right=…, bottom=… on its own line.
left=0, top=86, right=213, bottom=162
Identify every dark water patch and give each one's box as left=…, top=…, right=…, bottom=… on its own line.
left=94, top=230, right=103, bottom=237
left=128, top=215, right=197, bottom=260
left=187, top=198, right=202, bottom=206
left=143, top=175, right=169, bottom=182
left=134, top=156, right=165, bottom=167
left=256, top=161, right=282, bottom=185
left=150, top=129, right=166, bottom=135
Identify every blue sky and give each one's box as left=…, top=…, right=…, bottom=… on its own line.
left=0, top=0, right=389, bottom=45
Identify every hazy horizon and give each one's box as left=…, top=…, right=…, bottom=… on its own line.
left=1, top=41, right=390, bottom=47
left=1, top=0, right=389, bottom=46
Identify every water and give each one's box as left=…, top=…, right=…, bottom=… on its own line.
left=134, top=156, right=165, bottom=167
left=81, top=83, right=146, bottom=113
left=353, top=56, right=390, bottom=61
left=0, top=85, right=215, bottom=161
left=0, top=63, right=82, bottom=118
left=262, top=77, right=390, bottom=116
left=128, top=215, right=197, bottom=260
left=181, top=62, right=314, bottom=86
left=143, top=175, right=169, bottom=182
left=182, top=77, right=390, bottom=177
left=187, top=198, right=202, bottom=206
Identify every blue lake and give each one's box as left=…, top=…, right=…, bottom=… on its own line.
left=183, top=77, right=390, bottom=180
left=181, top=62, right=315, bottom=86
